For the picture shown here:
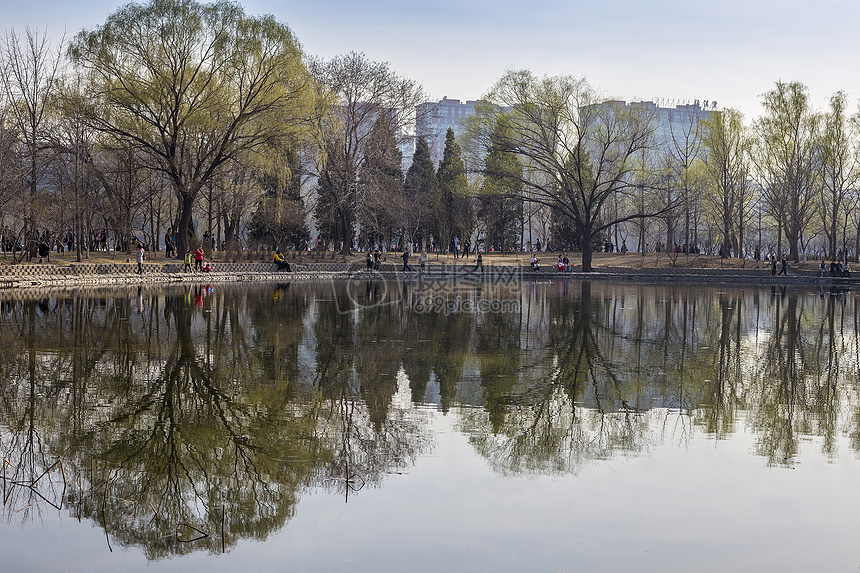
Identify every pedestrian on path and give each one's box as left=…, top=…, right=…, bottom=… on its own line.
left=778, top=257, right=788, bottom=276
left=136, top=244, right=145, bottom=274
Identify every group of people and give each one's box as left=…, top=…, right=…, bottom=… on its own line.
left=820, top=260, right=851, bottom=278
left=366, top=250, right=383, bottom=271
left=450, top=237, right=471, bottom=259
left=770, top=256, right=789, bottom=276
left=183, top=247, right=211, bottom=273
left=364, top=249, right=432, bottom=272
left=556, top=254, right=571, bottom=272
left=530, top=254, right=573, bottom=272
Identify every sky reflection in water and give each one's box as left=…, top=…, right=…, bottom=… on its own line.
left=1, top=279, right=859, bottom=572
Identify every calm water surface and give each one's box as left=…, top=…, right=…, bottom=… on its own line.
left=2, top=278, right=860, bottom=572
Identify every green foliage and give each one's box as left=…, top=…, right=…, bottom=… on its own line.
left=434, top=128, right=473, bottom=250
left=310, top=51, right=423, bottom=254
left=68, top=0, right=323, bottom=255
left=477, top=119, right=524, bottom=251
left=358, top=113, right=404, bottom=249
left=702, top=108, right=749, bottom=258
left=314, top=143, right=354, bottom=249
left=753, top=81, right=820, bottom=261
left=248, top=153, right=309, bottom=251
left=403, top=136, right=436, bottom=246
left=468, top=70, right=660, bottom=270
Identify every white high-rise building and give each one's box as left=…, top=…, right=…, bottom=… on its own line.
left=416, top=97, right=478, bottom=165
left=630, top=99, right=717, bottom=152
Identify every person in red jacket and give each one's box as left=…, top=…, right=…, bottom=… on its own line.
left=194, top=247, right=204, bottom=272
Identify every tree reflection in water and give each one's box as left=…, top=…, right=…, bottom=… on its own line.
left=1, top=280, right=860, bottom=559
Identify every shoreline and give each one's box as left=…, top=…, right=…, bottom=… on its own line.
left=0, top=263, right=856, bottom=294
left=0, top=250, right=854, bottom=294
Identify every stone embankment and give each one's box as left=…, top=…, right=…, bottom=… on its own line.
left=0, top=259, right=855, bottom=290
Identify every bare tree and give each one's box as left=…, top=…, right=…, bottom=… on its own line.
left=310, top=52, right=424, bottom=255
left=468, top=71, right=669, bottom=271
left=0, top=27, right=64, bottom=261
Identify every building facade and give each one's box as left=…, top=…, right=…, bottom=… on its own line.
left=416, top=97, right=478, bottom=165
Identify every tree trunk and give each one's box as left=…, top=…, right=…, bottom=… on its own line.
left=581, top=223, right=594, bottom=272
left=176, top=194, right=196, bottom=257
left=339, top=210, right=352, bottom=255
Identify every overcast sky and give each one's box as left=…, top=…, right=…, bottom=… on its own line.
left=4, top=0, right=859, bottom=120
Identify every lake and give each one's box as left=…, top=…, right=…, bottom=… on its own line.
left=1, top=277, right=859, bottom=572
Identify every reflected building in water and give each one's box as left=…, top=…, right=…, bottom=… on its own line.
left=1, top=280, right=860, bottom=558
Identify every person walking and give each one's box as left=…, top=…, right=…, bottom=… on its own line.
left=420, top=248, right=427, bottom=273
left=475, top=252, right=483, bottom=272
left=183, top=250, right=193, bottom=272
left=770, top=256, right=777, bottom=276
left=136, top=243, right=145, bottom=274
left=778, top=257, right=788, bottom=276
left=401, top=249, right=412, bottom=272
left=164, top=228, right=175, bottom=258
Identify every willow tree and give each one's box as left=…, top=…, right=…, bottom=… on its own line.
left=68, top=0, right=323, bottom=257
left=753, top=81, right=820, bottom=262
left=702, top=109, right=751, bottom=258
left=467, top=70, right=662, bottom=271
left=820, top=91, right=857, bottom=260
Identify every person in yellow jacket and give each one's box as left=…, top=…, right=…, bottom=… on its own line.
left=273, top=250, right=290, bottom=271
left=184, top=251, right=194, bottom=272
